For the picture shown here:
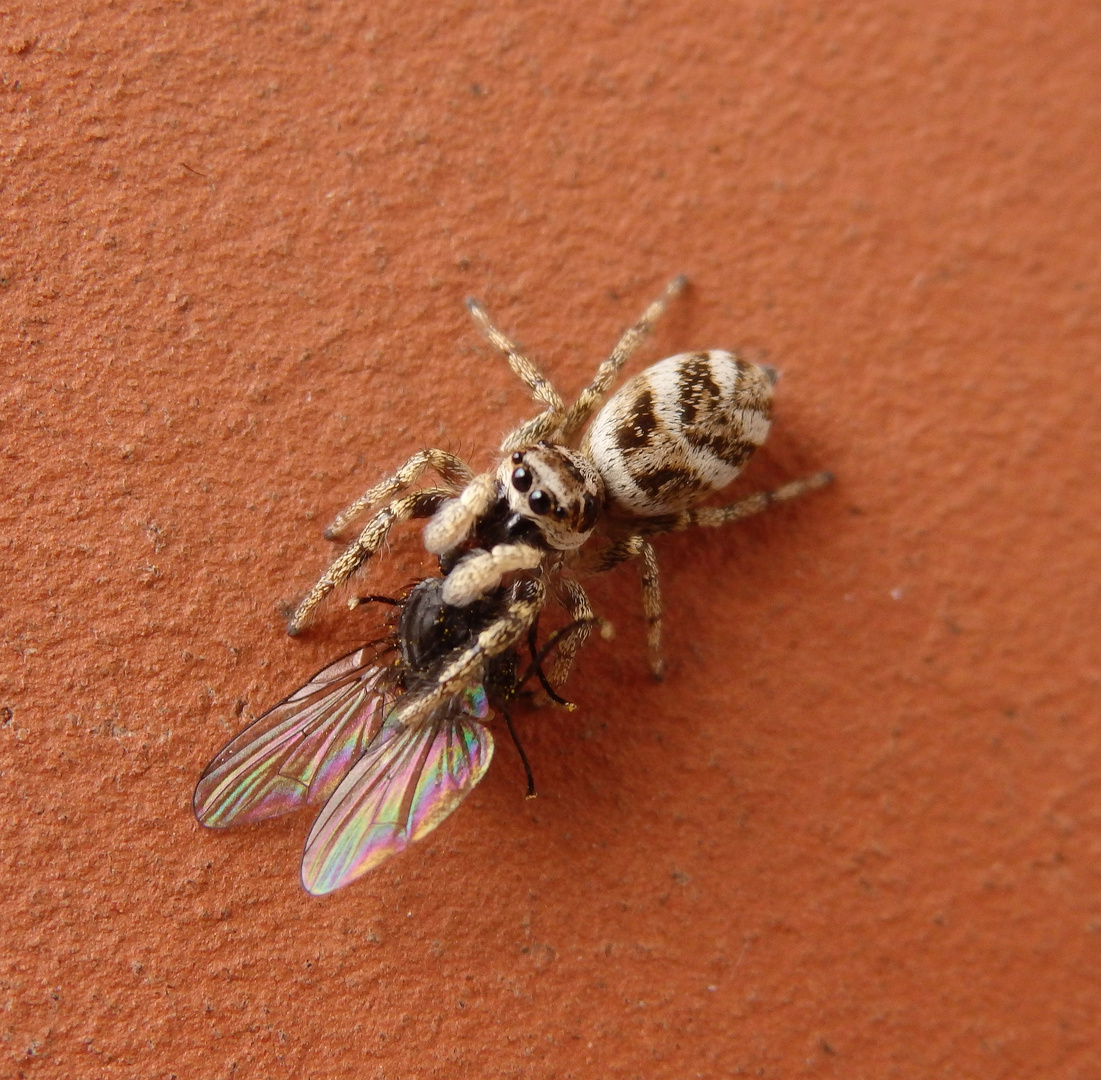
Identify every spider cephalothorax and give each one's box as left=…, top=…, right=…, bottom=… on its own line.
left=418, top=442, right=606, bottom=609
left=499, top=444, right=605, bottom=549
left=287, top=277, right=831, bottom=679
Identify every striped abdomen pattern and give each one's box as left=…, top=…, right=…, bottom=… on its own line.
left=582, top=350, right=774, bottom=516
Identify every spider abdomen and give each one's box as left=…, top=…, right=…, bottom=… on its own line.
left=582, top=350, right=774, bottom=516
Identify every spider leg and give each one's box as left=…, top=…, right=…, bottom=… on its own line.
left=590, top=535, right=665, bottom=679
left=560, top=275, right=687, bottom=440
left=388, top=578, right=547, bottom=728
left=586, top=472, right=832, bottom=672
left=464, top=298, right=568, bottom=453
left=500, top=410, right=569, bottom=454
left=547, top=576, right=598, bottom=686
left=287, top=488, right=453, bottom=636
left=440, top=543, right=544, bottom=606
left=526, top=617, right=570, bottom=706
left=649, top=471, right=834, bottom=534
left=519, top=614, right=604, bottom=703
left=465, top=299, right=565, bottom=414
left=324, top=449, right=474, bottom=540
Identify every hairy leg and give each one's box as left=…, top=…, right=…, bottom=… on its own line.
left=589, top=471, right=832, bottom=671
left=465, top=298, right=565, bottom=414
left=560, top=275, right=687, bottom=440
left=588, top=535, right=665, bottom=678
left=465, top=298, right=568, bottom=453
left=324, top=449, right=473, bottom=540
left=653, top=471, right=833, bottom=534
left=288, top=488, right=452, bottom=635
left=547, top=576, right=598, bottom=686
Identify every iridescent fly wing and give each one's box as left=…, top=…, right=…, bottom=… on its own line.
left=194, top=645, right=398, bottom=828
left=300, top=705, right=494, bottom=896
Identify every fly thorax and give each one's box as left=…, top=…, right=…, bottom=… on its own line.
left=496, top=442, right=605, bottom=551
left=582, top=350, right=774, bottom=516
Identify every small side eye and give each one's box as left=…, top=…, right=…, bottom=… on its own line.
left=511, top=451, right=524, bottom=465
left=553, top=505, right=568, bottom=520
left=511, top=466, right=532, bottom=492
left=528, top=490, right=552, bottom=515
left=580, top=492, right=599, bottom=531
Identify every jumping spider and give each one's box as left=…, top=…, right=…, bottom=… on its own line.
left=288, top=276, right=831, bottom=681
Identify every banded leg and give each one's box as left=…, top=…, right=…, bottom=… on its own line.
left=389, top=578, right=548, bottom=728
left=465, top=299, right=567, bottom=452
left=288, top=488, right=452, bottom=636
left=560, top=275, right=687, bottom=440
left=635, top=539, right=664, bottom=679
left=584, top=472, right=831, bottom=673
left=501, top=408, right=570, bottom=454
left=548, top=576, right=598, bottom=686
left=591, top=535, right=665, bottom=679
left=655, top=471, right=833, bottom=535
left=324, top=449, right=474, bottom=540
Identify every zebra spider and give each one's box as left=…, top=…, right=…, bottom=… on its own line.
left=288, top=277, right=831, bottom=679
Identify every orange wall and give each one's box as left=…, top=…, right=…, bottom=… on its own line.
left=3, top=1, right=1099, bottom=1076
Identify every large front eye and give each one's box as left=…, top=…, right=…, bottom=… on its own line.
left=528, top=490, right=552, bottom=515
left=511, top=466, right=532, bottom=492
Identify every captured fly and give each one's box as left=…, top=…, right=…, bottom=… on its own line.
left=194, top=576, right=571, bottom=895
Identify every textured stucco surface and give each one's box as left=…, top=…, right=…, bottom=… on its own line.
left=3, top=1, right=1100, bottom=1077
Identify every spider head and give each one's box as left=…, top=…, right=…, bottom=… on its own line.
left=497, top=442, right=605, bottom=550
